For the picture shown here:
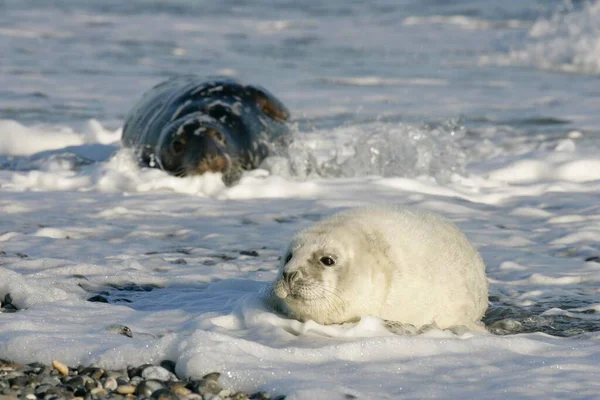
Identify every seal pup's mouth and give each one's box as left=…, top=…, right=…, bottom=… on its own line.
left=271, top=277, right=349, bottom=325
left=274, top=279, right=291, bottom=300
left=273, top=278, right=336, bottom=304
left=274, top=270, right=315, bottom=301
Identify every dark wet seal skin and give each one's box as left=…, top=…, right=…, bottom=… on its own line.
left=121, top=76, right=291, bottom=185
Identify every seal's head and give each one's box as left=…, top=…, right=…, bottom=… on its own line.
left=157, top=115, right=242, bottom=184
left=273, top=218, right=388, bottom=325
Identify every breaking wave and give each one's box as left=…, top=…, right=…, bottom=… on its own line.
left=480, top=1, right=600, bottom=74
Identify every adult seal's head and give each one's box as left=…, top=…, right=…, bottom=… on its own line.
left=270, top=207, right=489, bottom=331
left=154, top=115, right=236, bottom=181
left=121, top=76, right=291, bottom=185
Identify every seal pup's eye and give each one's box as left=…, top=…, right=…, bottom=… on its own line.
left=284, top=253, right=293, bottom=264
left=171, top=138, right=186, bottom=155
left=319, top=256, right=335, bottom=267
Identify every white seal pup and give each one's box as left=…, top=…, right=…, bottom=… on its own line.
left=270, top=207, right=488, bottom=331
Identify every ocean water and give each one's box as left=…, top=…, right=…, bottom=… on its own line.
left=0, top=0, right=599, bottom=398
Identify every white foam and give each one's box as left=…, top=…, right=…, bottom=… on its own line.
left=0, top=120, right=83, bottom=156
left=403, top=15, right=526, bottom=30
left=0, top=119, right=120, bottom=156
left=319, top=76, right=447, bottom=86
left=1, top=139, right=600, bottom=397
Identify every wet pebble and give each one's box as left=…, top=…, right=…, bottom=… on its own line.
left=188, top=376, right=222, bottom=396
left=116, top=377, right=130, bottom=386
left=0, top=293, right=18, bottom=313
left=169, top=383, right=191, bottom=396
left=159, top=360, right=176, bottom=374
left=128, top=363, right=153, bottom=379
left=24, top=362, right=46, bottom=375
left=0, top=304, right=18, bottom=313
left=51, top=360, right=69, bottom=376
left=65, top=375, right=92, bottom=388
left=103, top=376, right=118, bottom=391
left=8, top=375, right=29, bottom=387
left=141, top=366, right=177, bottom=382
left=80, top=366, right=105, bottom=380
left=116, top=384, right=136, bottom=395
left=91, top=387, right=108, bottom=397
left=3, top=294, right=13, bottom=305
left=136, top=379, right=164, bottom=397
left=150, top=388, right=179, bottom=400
left=35, top=383, right=54, bottom=396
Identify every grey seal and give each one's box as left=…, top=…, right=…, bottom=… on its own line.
left=121, top=76, right=291, bottom=185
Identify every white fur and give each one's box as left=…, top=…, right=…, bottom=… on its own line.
left=272, top=206, right=489, bottom=331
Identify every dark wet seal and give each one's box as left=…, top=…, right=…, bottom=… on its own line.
left=121, top=76, right=291, bottom=185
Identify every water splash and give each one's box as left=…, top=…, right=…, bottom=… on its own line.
left=265, top=120, right=467, bottom=183
left=481, top=1, right=600, bottom=74
left=484, top=295, right=600, bottom=337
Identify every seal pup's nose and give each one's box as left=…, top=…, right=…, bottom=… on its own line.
left=282, top=270, right=299, bottom=285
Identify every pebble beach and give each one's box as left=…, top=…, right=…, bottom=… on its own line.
left=0, top=359, right=282, bottom=400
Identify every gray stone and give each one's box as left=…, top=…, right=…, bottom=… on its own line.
left=150, top=388, right=179, bottom=400
left=141, top=366, right=176, bottom=382
left=102, top=377, right=118, bottom=391
left=8, top=375, right=29, bottom=387
left=79, top=367, right=105, bottom=380
left=39, top=376, right=61, bottom=386
left=136, top=379, right=164, bottom=397
left=159, top=360, right=176, bottom=374
left=34, top=384, right=53, bottom=396
left=188, top=378, right=222, bottom=396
